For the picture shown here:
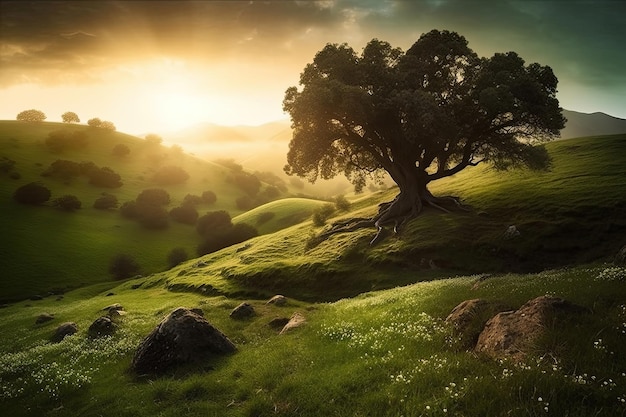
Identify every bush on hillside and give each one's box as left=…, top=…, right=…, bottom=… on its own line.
left=100, top=121, right=116, bottom=131
left=87, top=166, right=123, bottom=188
left=167, top=247, right=188, bottom=268
left=231, top=172, right=261, bottom=196
left=93, top=193, right=119, bottom=210
left=109, top=254, right=140, bottom=280
left=87, top=118, right=102, bottom=127
left=13, top=182, right=51, bottom=205
left=61, top=111, right=80, bottom=123
left=144, top=134, right=163, bottom=146
left=183, top=194, right=203, bottom=206
left=44, top=130, right=87, bottom=152
left=169, top=204, right=199, bottom=225
left=201, top=190, right=217, bottom=205
left=196, top=222, right=258, bottom=256
left=334, top=195, right=351, bottom=212
left=196, top=210, right=233, bottom=237
left=137, top=188, right=170, bottom=206
left=137, top=204, right=169, bottom=229
left=152, top=165, right=190, bottom=185
left=120, top=201, right=138, bottom=219
left=312, top=203, right=336, bottom=227
left=52, top=194, right=82, bottom=211
left=42, top=160, right=82, bottom=179
left=16, top=109, right=46, bottom=122
left=112, top=143, right=130, bottom=157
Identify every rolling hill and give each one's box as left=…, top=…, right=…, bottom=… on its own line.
left=561, top=109, right=626, bottom=139
left=0, top=121, right=308, bottom=302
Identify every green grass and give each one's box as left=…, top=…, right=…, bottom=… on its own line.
left=0, top=121, right=301, bottom=301
left=232, top=197, right=327, bottom=235
left=0, top=264, right=625, bottom=416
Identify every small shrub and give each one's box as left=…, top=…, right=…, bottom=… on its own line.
left=201, top=190, right=217, bottom=205
left=109, top=254, right=140, bottom=280
left=137, top=188, right=170, bottom=206
left=93, top=193, right=119, bottom=210
left=167, top=247, right=188, bottom=268
left=120, top=201, right=138, bottom=219
left=13, top=182, right=51, bottom=205
left=100, top=121, right=116, bottom=131
left=183, top=194, right=203, bottom=206
left=169, top=204, right=199, bottom=225
left=112, top=143, right=130, bottom=157
left=152, top=166, right=189, bottom=185
left=334, top=195, right=351, bottom=211
left=144, top=133, right=163, bottom=146
left=196, top=210, right=232, bottom=237
left=87, top=166, right=122, bottom=188
left=52, top=194, right=82, bottom=211
left=42, top=159, right=82, bottom=179
left=312, top=203, right=336, bottom=227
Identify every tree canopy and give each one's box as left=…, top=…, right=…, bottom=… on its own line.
left=16, top=109, right=46, bottom=122
left=283, top=29, right=565, bottom=242
left=61, top=111, right=80, bottom=123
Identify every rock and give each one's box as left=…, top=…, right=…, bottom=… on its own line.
left=230, top=302, right=255, bottom=320
left=190, top=307, right=204, bottom=317
left=503, top=225, right=520, bottom=240
left=102, top=303, right=124, bottom=312
left=268, top=317, right=290, bottom=330
left=266, top=295, right=287, bottom=306
left=106, top=292, right=115, bottom=297
left=615, top=244, right=626, bottom=265
left=445, top=299, right=511, bottom=350
left=35, top=313, right=55, bottom=324
left=475, top=296, right=587, bottom=361
left=108, top=308, right=127, bottom=318
left=131, top=307, right=236, bottom=375
left=131, top=283, right=143, bottom=289
left=51, top=322, right=78, bottom=343
left=279, top=313, right=306, bottom=334
left=88, top=316, right=116, bottom=337
left=30, top=295, right=43, bottom=301
left=55, top=296, right=64, bottom=301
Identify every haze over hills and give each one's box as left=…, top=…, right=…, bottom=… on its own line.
left=560, top=109, right=626, bottom=139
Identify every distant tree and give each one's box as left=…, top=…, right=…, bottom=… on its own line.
left=87, top=166, right=122, bottom=188
left=284, top=30, right=565, bottom=242
left=100, top=120, right=116, bottom=131
left=109, top=254, right=140, bottom=280
left=112, top=143, right=130, bottom=157
left=167, top=247, right=188, bottom=268
left=152, top=165, right=189, bottom=185
left=196, top=210, right=232, bottom=237
left=196, top=222, right=258, bottom=256
left=145, top=134, right=163, bottom=146
left=16, top=109, right=46, bottom=122
left=93, top=193, right=119, bottom=210
left=13, top=182, right=51, bottom=205
left=169, top=204, right=199, bottom=225
left=201, top=190, right=217, bottom=205
left=137, top=188, right=170, bottom=206
left=87, top=118, right=102, bottom=127
left=120, top=201, right=138, bottom=218
left=42, top=159, right=82, bottom=180
left=61, top=111, right=80, bottom=123
left=136, top=204, right=169, bottom=229
left=183, top=193, right=203, bottom=206
left=214, top=158, right=243, bottom=172
left=235, top=195, right=256, bottom=211
left=231, top=172, right=261, bottom=196
left=44, top=130, right=87, bottom=152
left=52, top=194, right=82, bottom=211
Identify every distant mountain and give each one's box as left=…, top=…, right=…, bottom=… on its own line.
left=561, top=109, right=626, bottom=139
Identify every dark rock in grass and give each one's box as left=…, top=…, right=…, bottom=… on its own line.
left=35, top=313, right=55, bottom=324
left=88, top=316, right=116, bottom=337
left=30, top=295, right=44, bottom=301
left=230, top=302, right=255, bottom=320
left=51, top=322, right=78, bottom=343
left=190, top=307, right=204, bottom=317
left=131, top=283, right=143, bottom=290
left=475, top=296, right=587, bottom=362
left=266, top=295, right=287, bottom=306
left=503, top=225, right=520, bottom=240
left=279, top=313, right=306, bottom=335
left=108, top=308, right=127, bottom=319
left=102, top=303, right=124, bottom=312
left=131, top=307, right=236, bottom=375
left=615, top=244, right=626, bottom=265
left=268, top=317, right=290, bottom=330
left=106, top=292, right=115, bottom=297
left=445, top=299, right=511, bottom=350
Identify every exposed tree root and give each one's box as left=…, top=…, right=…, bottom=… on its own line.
left=308, top=192, right=469, bottom=248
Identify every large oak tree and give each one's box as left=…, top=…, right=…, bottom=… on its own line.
left=283, top=30, right=565, bottom=242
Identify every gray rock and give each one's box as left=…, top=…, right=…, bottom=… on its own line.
left=88, top=316, right=116, bottom=337
left=279, top=313, right=306, bottom=334
left=503, top=225, right=520, bottom=240
left=131, top=307, right=236, bottom=375
left=268, top=317, right=290, bottom=330
left=445, top=299, right=511, bottom=350
left=35, top=313, right=55, bottom=324
left=230, top=302, right=255, bottom=319
left=475, top=296, right=587, bottom=361
left=52, top=322, right=78, bottom=343
left=102, top=303, right=124, bottom=312
left=266, top=295, right=287, bottom=306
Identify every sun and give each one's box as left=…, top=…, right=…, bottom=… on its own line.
left=149, top=87, right=213, bottom=131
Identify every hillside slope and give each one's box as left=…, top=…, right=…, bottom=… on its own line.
left=0, top=121, right=293, bottom=302
left=561, top=109, right=626, bottom=139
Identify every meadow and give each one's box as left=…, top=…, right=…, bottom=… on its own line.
left=0, top=127, right=625, bottom=416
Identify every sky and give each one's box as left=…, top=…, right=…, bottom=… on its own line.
left=1, top=0, right=625, bottom=135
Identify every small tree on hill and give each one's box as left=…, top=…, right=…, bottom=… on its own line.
left=201, top=190, right=217, bottom=205
left=61, top=112, right=80, bottom=123
left=100, top=120, right=116, bottom=131
left=283, top=29, right=565, bottom=243
left=109, top=254, right=140, bottom=280
left=52, top=194, right=82, bottom=211
left=87, top=118, right=102, bottom=127
left=152, top=165, right=189, bottom=185
left=145, top=134, right=163, bottom=146
left=17, top=109, right=46, bottom=122
left=93, top=193, right=119, bottom=210
left=137, top=188, right=170, bottom=206
left=169, top=204, right=199, bottom=225
left=13, top=182, right=51, bottom=205
left=112, top=143, right=130, bottom=157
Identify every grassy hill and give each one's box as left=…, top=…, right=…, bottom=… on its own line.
left=0, top=133, right=625, bottom=416
left=0, top=121, right=303, bottom=302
